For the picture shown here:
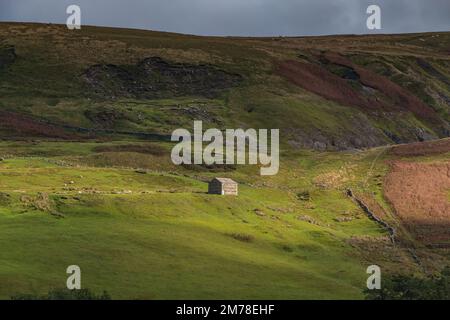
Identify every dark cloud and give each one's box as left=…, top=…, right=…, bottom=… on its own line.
left=0, top=0, right=449, bottom=36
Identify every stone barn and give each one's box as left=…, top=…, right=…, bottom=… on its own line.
left=208, top=178, right=238, bottom=196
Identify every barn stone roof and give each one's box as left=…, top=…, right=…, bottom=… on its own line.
left=212, top=178, right=237, bottom=184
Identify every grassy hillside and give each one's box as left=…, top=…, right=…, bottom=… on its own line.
left=1, top=138, right=449, bottom=299
left=0, top=23, right=449, bottom=299
left=0, top=23, right=449, bottom=148
left=0, top=144, right=386, bottom=299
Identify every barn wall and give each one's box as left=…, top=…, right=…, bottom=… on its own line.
left=208, top=181, right=238, bottom=195
left=223, top=184, right=238, bottom=196
left=208, top=181, right=223, bottom=195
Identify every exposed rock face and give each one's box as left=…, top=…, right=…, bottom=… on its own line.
left=287, top=125, right=441, bottom=151
left=83, top=57, right=242, bottom=99
left=286, top=112, right=389, bottom=151
left=287, top=128, right=387, bottom=151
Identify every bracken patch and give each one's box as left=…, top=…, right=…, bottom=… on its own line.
left=384, top=160, right=450, bottom=247
left=389, top=138, right=450, bottom=157
left=0, top=111, right=79, bottom=140
left=275, top=52, right=442, bottom=125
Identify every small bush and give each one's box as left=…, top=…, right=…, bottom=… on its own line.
left=229, top=233, right=254, bottom=243
left=46, top=98, right=60, bottom=107
left=297, top=191, right=310, bottom=201
left=365, top=267, right=450, bottom=300
left=0, top=192, right=11, bottom=206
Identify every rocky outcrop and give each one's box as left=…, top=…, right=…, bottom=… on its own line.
left=83, top=57, right=243, bottom=99
left=287, top=124, right=387, bottom=151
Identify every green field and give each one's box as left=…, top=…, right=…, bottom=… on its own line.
left=0, top=140, right=400, bottom=299
left=0, top=23, right=449, bottom=299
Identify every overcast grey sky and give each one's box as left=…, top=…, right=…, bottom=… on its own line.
left=0, top=0, right=449, bottom=36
